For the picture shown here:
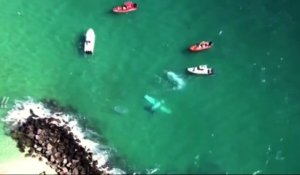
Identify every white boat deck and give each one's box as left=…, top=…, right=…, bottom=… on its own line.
left=84, top=28, right=95, bottom=54
left=187, top=65, right=213, bottom=75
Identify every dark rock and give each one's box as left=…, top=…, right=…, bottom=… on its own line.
left=45, top=150, right=52, bottom=156
left=72, top=168, right=79, bottom=174
left=63, top=158, right=67, bottom=165
left=37, top=129, right=43, bottom=135
left=24, top=153, right=31, bottom=157
left=36, top=147, right=42, bottom=152
left=35, top=135, right=40, bottom=140
left=54, top=152, right=61, bottom=158
left=93, top=160, right=98, bottom=167
left=66, top=162, right=72, bottom=168
left=28, top=132, right=35, bottom=139
left=28, top=148, right=33, bottom=154
left=9, top=104, right=109, bottom=175
left=50, top=155, right=55, bottom=163
left=24, top=138, right=33, bottom=147
left=46, top=143, right=53, bottom=150
left=72, top=159, right=80, bottom=164
left=65, top=126, right=71, bottom=132
left=29, top=109, right=36, bottom=116
left=62, top=167, right=68, bottom=174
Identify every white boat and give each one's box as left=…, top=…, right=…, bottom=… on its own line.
left=187, top=65, right=213, bottom=75
left=84, top=28, right=95, bottom=54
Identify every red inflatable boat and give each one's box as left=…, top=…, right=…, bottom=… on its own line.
left=113, top=1, right=138, bottom=13
left=189, top=41, right=213, bottom=52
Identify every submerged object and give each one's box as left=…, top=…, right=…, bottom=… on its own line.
left=144, top=94, right=172, bottom=114
left=166, top=71, right=185, bottom=90
left=187, top=65, right=213, bottom=75
left=84, top=28, right=96, bottom=54
left=113, top=105, right=128, bottom=115
left=1, top=96, right=9, bottom=108
left=113, top=1, right=138, bottom=13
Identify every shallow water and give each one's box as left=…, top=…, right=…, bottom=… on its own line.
left=0, top=0, right=300, bottom=173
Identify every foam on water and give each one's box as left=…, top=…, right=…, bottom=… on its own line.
left=113, top=105, right=128, bottom=115
left=165, top=71, right=186, bottom=90
left=2, top=98, right=125, bottom=174
left=1, top=0, right=300, bottom=173
left=146, top=168, right=159, bottom=174
left=252, top=170, right=262, bottom=175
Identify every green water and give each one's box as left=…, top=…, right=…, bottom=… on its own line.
left=1, top=0, right=300, bottom=173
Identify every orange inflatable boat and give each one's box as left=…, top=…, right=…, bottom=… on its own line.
left=189, top=41, right=213, bottom=52
left=113, top=1, right=138, bottom=13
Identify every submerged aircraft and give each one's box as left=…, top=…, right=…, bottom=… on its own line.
left=144, top=94, right=172, bottom=114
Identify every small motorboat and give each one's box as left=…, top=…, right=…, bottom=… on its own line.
left=187, top=65, right=213, bottom=75
left=113, top=1, right=138, bottom=13
left=189, top=41, right=213, bottom=52
left=84, top=28, right=95, bottom=54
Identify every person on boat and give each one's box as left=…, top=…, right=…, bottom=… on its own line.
left=122, top=2, right=137, bottom=10
left=197, top=41, right=213, bottom=48
left=197, top=42, right=206, bottom=48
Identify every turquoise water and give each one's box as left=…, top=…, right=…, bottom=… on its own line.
left=1, top=0, right=300, bottom=173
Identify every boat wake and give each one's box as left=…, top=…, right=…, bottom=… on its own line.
left=146, top=168, right=159, bottom=174
left=2, top=97, right=125, bottom=174
left=165, top=71, right=186, bottom=90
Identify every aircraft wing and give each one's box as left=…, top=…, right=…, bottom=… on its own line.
left=144, top=94, right=157, bottom=105
left=160, top=106, right=172, bottom=114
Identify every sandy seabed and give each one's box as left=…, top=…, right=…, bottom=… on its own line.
left=0, top=155, right=56, bottom=174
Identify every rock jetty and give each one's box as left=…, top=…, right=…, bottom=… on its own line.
left=9, top=109, right=105, bottom=175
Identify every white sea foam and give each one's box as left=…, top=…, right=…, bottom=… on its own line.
left=252, top=170, right=262, bottom=175
left=146, top=168, right=159, bottom=174
left=2, top=98, right=125, bottom=174
left=166, top=71, right=186, bottom=90
left=218, top=30, right=223, bottom=36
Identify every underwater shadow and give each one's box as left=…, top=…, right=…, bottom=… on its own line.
left=105, top=9, right=116, bottom=15
left=181, top=47, right=191, bottom=55
left=112, top=105, right=129, bottom=116
left=143, top=106, right=155, bottom=115
left=105, top=152, right=135, bottom=174
left=184, top=69, right=194, bottom=76
left=75, top=32, right=86, bottom=56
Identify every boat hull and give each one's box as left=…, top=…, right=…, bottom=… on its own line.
left=84, top=28, right=95, bottom=54
left=189, top=45, right=212, bottom=52
left=187, top=65, right=213, bottom=75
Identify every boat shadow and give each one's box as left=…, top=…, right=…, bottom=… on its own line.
left=184, top=70, right=193, bottom=76
left=106, top=9, right=115, bottom=15
left=75, top=32, right=86, bottom=56
left=181, top=47, right=190, bottom=55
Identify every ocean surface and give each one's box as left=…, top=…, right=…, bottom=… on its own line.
left=1, top=0, right=300, bottom=173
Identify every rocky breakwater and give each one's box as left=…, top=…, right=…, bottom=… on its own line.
left=9, top=109, right=105, bottom=175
